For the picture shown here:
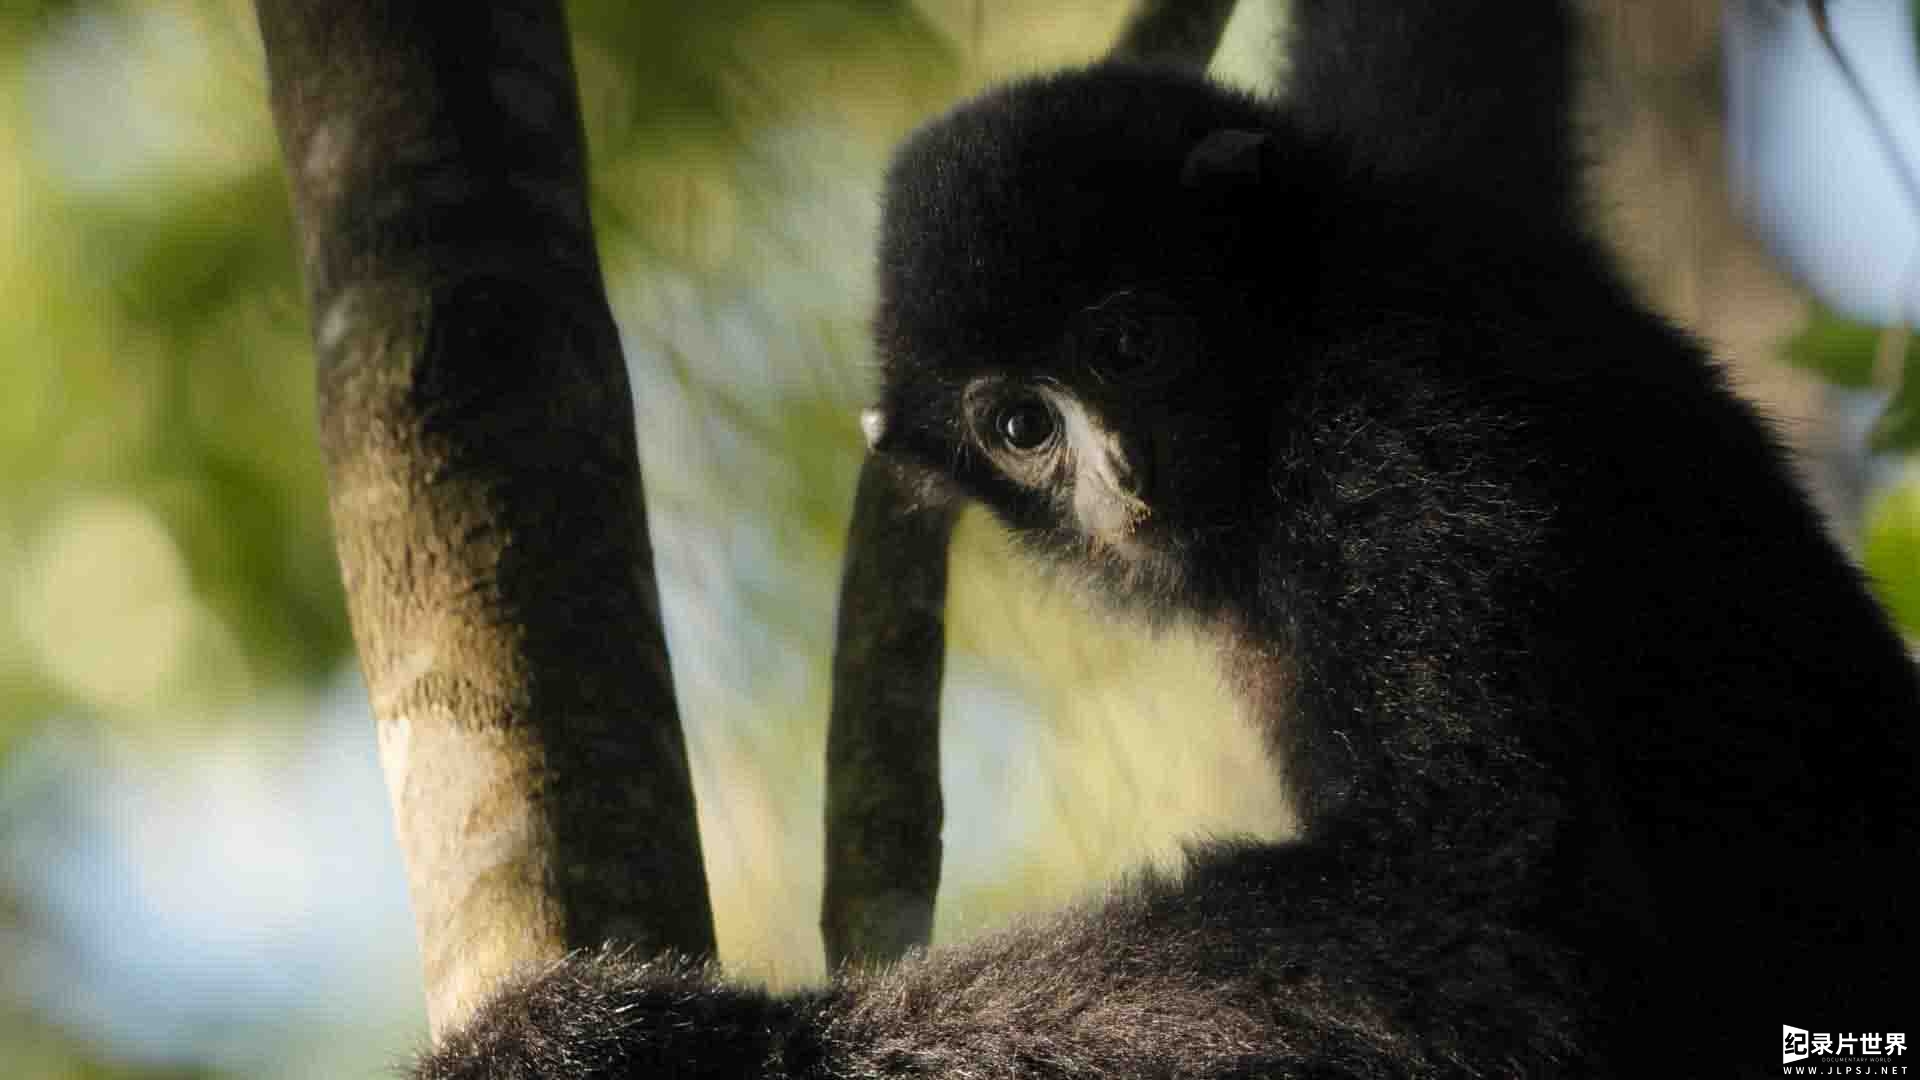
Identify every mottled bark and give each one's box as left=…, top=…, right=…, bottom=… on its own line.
left=820, top=0, right=1243, bottom=972
left=254, top=0, right=714, bottom=1034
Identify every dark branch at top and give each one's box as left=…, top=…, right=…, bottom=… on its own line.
left=1108, top=0, right=1239, bottom=69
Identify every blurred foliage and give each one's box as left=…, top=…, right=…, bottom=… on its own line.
left=1873, top=366, right=1920, bottom=452
left=1783, top=303, right=1920, bottom=450
left=1865, top=469, right=1920, bottom=636
left=1784, top=305, right=1886, bottom=389
left=0, top=1012, right=224, bottom=1080
left=1782, top=304, right=1920, bottom=628
left=0, top=0, right=338, bottom=752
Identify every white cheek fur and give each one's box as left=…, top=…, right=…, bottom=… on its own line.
left=1052, top=394, right=1150, bottom=541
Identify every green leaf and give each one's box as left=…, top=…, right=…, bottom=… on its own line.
left=1782, top=305, right=1887, bottom=389
left=1863, top=472, right=1920, bottom=637
left=1868, top=338, right=1920, bottom=453
left=1871, top=377, right=1920, bottom=453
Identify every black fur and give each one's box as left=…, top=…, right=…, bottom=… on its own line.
left=417, top=3, right=1920, bottom=1076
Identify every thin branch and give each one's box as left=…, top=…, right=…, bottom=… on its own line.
left=820, top=0, right=1243, bottom=973
left=1807, top=0, right=1920, bottom=331
left=254, top=0, right=714, bottom=1033
left=1108, top=0, right=1240, bottom=69
left=822, top=459, right=957, bottom=969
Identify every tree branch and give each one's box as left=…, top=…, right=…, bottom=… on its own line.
left=822, top=459, right=957, bottom=969
left=1108, top=0, right=1240, bottom=68
left=254, top=0, right=714, bottom=1033
left=821, top=0, right=1243, bottom=972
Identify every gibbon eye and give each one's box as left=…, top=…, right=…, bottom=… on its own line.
left=995, top=396, right=1056, bottom=451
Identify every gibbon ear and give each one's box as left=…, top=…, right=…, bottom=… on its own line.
left=1181, top=128, right=1273, bottom=191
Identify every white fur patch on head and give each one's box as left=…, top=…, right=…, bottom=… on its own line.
left=1053, top=394, right=1151, bottom=545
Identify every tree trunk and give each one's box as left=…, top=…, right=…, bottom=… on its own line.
left=254, top=0, right=714, bottom=1034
